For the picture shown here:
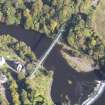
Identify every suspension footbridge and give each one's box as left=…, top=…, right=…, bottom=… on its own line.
left=29, top=25, right=66, bottom=79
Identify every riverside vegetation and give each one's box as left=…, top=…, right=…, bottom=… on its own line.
left=0, top=35, right=53, bottom=105
left=0, top=0, right=105, bottom=105
left=0, top=0, right=104, bottom=65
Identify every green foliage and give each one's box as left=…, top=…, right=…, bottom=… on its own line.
left=0, top=0, right=105, bottom=105
left=83, top=28, right=93, bottom=37
left=67, top=34, right=75, bottom=48
left=91, top=38, right=96, bottom=46
left=67, top=14, right=92, bottom=50
left=0, top=11, right=3, bottom=21
left=32, top=95, right=46, bottom=105
left=0, top=34, right=53, bottom=105
left=21, top=89, right=31, bottom=105
left=9, top=80, right=20, bottom=105
left=2, top=1, right=16, bottom=25
left=50, top=19, right=58, bottom=32
left=24, top=9, right=33, bottom=29
left=17, top=72, right=25, bottom=80
left=79, top=0, right=93, bottom=13
left=67, top=12, right=105, bottom=64
left=0, top=0, right=75, bottom=36
left=0, top=95, right=9, bottom=105
left=14, top=0, right=25, bottom=9
left=25, top=71, right=53, bottom=105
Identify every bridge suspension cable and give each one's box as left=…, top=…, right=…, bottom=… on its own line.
left=29, top=25, right=65, bottom=79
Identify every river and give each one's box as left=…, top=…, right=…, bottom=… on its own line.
left=0, top=23, right=105, bottom=105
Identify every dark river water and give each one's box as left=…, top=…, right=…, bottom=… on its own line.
left=0, top=23, right=105, bottom=105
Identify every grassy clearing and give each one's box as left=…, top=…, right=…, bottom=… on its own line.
left=93, top=1, right=105, bottom=39
left=25, top=71, right=53, bottom=105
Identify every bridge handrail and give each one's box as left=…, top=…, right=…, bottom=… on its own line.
left=29, top=24, right=66, bottom=79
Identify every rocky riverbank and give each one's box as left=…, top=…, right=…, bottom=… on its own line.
left=61, top=49, right=99, bottom=72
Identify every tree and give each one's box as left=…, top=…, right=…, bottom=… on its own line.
left=3, top=1, right=16, bottom=25
left=50, top=19, right=58, bottom=32
left=9, top=80, right=20, bottom=105
left=17, top=72, right=25, bottom=80
left=32, top=0, right=43, bottom=17
left=43, top=23, right=50, bottom=36
left=67, top=14, right=94, bottom=54
left=0, top=11, right=3, bottom=21
left=0, top=95, right=3, bottom=104
left=15, top=12, right=21, bottom=25
left=32, top=95, right=46, bottom=105
left=79, top=0, right=92, bottom=13
left=21, top=89, right=31, bottom=105
left=0, top=0, right=6, bottom=4
left=13, top=0, right=25, bottom=9
left=67, top=34, right=75, bottom=48
left=24, top=9, right=33, bottom=29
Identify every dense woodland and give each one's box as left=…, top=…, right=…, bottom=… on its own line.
left=0, top=0, right=75, bottom=36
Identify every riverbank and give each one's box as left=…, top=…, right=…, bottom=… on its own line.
left=58, top=41, right=100, bottom=72
left=0, top=34, right=54, bottom=105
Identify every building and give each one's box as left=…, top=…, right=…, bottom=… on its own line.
left=0, top=56, right=5, bottom=66
left=14, top=61, right=25, bottom=73
left=0, top=73, right=8, bottom=84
